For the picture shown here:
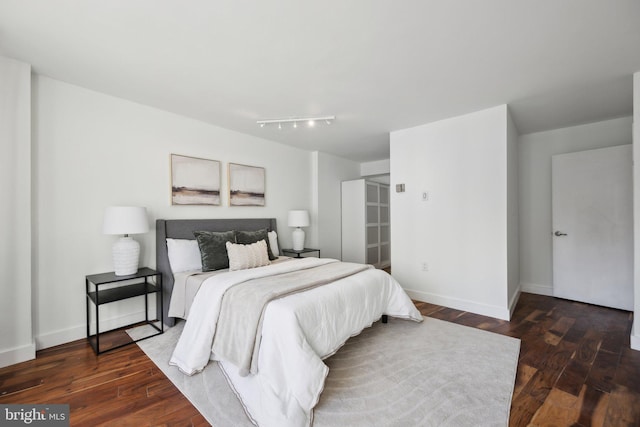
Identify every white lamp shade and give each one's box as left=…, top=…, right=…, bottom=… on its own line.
left=103, top=206, right=149, bottom=235
left=288, top=210, right=310, bottom=228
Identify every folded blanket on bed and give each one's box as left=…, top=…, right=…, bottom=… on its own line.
left=212, top=261, right=370, bottom=376
left=168, top=270, right=220, bottom=319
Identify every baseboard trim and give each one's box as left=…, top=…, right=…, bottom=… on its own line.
left=508, top=286, right=522, bottom=319
left=36, top=310, right=150, bottom=350
left=631, top=325, right=640, bottom=351
left=405, top=289, right=511, bottom=321
left=0, top=341, right=36, bottom=369
left=36, top=324, right=86, bottom=351
left=521, top=282, right=554, bottom=296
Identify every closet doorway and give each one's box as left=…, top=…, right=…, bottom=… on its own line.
left=341, top=175, right=390, bottom=269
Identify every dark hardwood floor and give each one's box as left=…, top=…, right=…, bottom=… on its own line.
left=1, top=292, right=639, bottom=426
left=416, top=293, right=640, bottom=426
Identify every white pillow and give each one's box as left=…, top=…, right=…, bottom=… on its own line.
left=166, top=238, right=202, bottom=273
left=268, top=230, right=280, bottom=257
left=226, top=239, right=271, bottom=271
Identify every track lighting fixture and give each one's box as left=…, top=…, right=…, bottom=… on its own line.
left=256, top=115, right=335, bottom=129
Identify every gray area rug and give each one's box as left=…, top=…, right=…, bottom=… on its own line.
left=133, top=317, right=520, bottom=426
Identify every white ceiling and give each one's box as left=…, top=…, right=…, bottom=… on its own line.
left=1, top=0, right=639, bottom=162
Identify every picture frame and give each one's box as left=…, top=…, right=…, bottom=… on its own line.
left=170, top=154, right=221, bottom=206
left=228, top=163, right=265, bottom=206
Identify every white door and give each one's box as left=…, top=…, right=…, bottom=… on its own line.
left=552, top=145, right=633, bottom=311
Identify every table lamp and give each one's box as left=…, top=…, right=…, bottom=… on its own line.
left=288, top=210, right=310, bottom=251
left=103, top=206, right=149, bottom=275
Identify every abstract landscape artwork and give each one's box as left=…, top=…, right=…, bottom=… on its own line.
left=228, top=163, right=265, bottom=206
left=171, top=154, right=221, bottom=205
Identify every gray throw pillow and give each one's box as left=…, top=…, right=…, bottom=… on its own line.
left=193, top=230, right=236, bottom=271
left=236, top=229, right=276, bottom=260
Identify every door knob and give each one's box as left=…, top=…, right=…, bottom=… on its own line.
left=554, top=231, right=568, bottom=236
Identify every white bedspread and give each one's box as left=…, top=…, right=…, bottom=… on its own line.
left=170, top=257, right=422, bottom=427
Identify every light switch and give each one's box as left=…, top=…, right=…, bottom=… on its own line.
left=422, top=191, right=429, bottom=201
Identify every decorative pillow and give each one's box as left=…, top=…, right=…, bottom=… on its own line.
left=166, top=238, right=202, bottom=273
left=193, top=230, right=236, bottom=271
left=226, top=239, right=271, bottom=271
left=236, top=229, right=276, bottom=260
left=267, top=230, right=279, bottom=257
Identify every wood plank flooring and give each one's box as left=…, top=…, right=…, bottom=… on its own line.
left=416, top=293, right=640, bottom=426
left=1, top=292, right=639, bottom=426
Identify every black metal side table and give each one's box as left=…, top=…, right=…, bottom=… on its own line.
left=86, top=267, right=163, bottom=354
left=281, top=248, right=321, bottom=258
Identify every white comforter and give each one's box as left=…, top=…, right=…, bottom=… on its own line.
left=170, top=257, right=422, bottom=427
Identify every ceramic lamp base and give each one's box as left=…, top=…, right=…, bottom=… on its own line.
left=113, top=236, right=140, bottom=276
left=292, top=227, right=305, bottom=251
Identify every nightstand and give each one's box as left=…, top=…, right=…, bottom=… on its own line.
left=86, top=267, right=163, bottom=354
left=281, top=248, right=321, bottom=258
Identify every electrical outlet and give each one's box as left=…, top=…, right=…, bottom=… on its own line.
left=421, top=262, right=429, bottom=271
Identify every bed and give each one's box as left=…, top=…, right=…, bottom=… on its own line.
left=155, top=218, right=422, bottom=427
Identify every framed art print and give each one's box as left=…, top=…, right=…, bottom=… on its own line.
left=228, top=163, right=265, bottom=206
left=171, top=154, right=221, bottom=205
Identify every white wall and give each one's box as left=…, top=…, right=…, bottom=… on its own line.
left=632, top=71, right=640, bottom=351
left=518, top=117, right=633, bottom=296
left=311, top=151, right=361, bottom=259
left=390, top=105, right=514, bottom=320
left=0, top=57, right=34, bottom=368
left=507, top=110, right=520, bottom=315
left=32, top=75, right=315, bottom=349
left=360, top=159, right=390, bottom=184
left=361, top=159, right=390, bottom=177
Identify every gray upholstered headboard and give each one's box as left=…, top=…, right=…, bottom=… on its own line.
left=156, top=218, right=278, bottom=326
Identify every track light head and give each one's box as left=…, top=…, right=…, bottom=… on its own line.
left=256, top=115, right=335, bottom=129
